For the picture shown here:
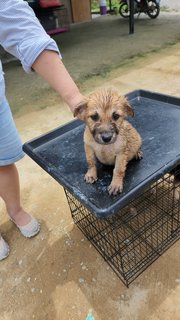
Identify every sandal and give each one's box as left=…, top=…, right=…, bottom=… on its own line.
left=12, top=215, right=40, bottom=238
left=0, top=236, right=10, bottom=261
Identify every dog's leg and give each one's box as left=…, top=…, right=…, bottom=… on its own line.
left=135, top=149, right=143, bottom=160
left=84, top=144, right=97, bottom=184
left=108, top=153, right=128, bottom=195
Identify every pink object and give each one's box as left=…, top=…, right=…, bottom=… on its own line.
left=47, top=27, right=69, bottom=35
left=39, top=0, right=62, bottom=8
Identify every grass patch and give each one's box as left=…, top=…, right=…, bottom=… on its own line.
left=91, top=0, right=119, bottom=11
left=160, top=6, right=170, bottom=12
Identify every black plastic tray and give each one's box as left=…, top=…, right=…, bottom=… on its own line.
left=23, top=89, right=180, bottom=217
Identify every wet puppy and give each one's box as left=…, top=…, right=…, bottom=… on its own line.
left=74, top=88, right=143, bottom=195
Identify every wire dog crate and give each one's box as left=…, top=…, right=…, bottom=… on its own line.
left=65, top=169, right=180, bottom=286
left=23, top=89, right=180, bottom=287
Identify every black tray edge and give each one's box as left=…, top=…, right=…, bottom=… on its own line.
left=126, top=89, right=180, bottom=106
left=62, top=156, right=180, bottom=218
left=23, top=141, right=180, bottom=217
left=23, top=89, right=180, bottom=151
left=23, top=89, right=180, bottom=217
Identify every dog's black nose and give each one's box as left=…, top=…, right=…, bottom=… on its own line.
left=101, top=132, right=112, bottom=143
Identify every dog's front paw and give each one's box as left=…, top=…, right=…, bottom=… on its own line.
left=108, top=180, right=123, bottom=195
left=84, top=168, right=97, bottom=184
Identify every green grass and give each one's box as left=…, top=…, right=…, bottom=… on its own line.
left=91, top=0, right=120, bottom=11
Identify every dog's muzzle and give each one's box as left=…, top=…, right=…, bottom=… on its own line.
left=92, top=124, right=119, bottom=144
left=101, top=132, right=113, bottom=143
left=93, top=130, right=117, bottom=144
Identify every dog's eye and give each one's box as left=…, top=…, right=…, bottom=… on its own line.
left=90, top=113, right=99, bottom=121
left=112, top=112, right=120, bottom=121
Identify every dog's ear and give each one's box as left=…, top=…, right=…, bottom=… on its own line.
left=122, top=97, right=134, bottom=117
left=73, top=101, right=87, bottom=120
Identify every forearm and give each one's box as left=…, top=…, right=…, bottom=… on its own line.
left=32, top=50, right=84, bottom=112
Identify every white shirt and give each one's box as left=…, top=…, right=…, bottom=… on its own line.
left=0, top=0, right=61, bottom=103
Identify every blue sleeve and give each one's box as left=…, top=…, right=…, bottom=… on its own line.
left=0, top=0, right=61, bottom=73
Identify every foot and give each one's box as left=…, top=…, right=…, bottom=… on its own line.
left=9, top=208, right=40, bottom=238
left=84, top=168, right=97, bottom=184
left=108, top=179, right=123, bottom=196
left=0, top=236, right=9, bottom=261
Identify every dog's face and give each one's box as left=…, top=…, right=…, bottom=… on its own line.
left=74, top=88, right=134, bottom=145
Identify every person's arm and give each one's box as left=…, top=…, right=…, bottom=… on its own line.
left=0, top=0, right=60, bottom=72
left=0, top=0, right=84, bottom=112
left=32, top=50, right=84, bottom=112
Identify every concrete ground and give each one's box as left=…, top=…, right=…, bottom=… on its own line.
left=0, top=10, right=180, bottom=320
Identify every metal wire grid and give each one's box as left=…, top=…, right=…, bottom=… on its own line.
left=64, top=169, right=180, bottom=286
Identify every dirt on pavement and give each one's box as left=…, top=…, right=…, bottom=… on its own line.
left=0, top=11, right=180, bottom=320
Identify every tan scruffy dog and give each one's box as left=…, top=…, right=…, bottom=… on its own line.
left=74, top=88, right=143, bottom=195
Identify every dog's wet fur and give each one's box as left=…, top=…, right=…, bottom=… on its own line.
left=74, top=88, right=143, bottom=195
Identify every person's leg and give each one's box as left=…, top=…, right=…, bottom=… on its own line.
left=0, top=163, right=40, bottom=240
left=0, top=235, right=9, bottom=260
left=0, top=96, right=40, bottom=260
left=0, top=164, right=31, bottom=226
